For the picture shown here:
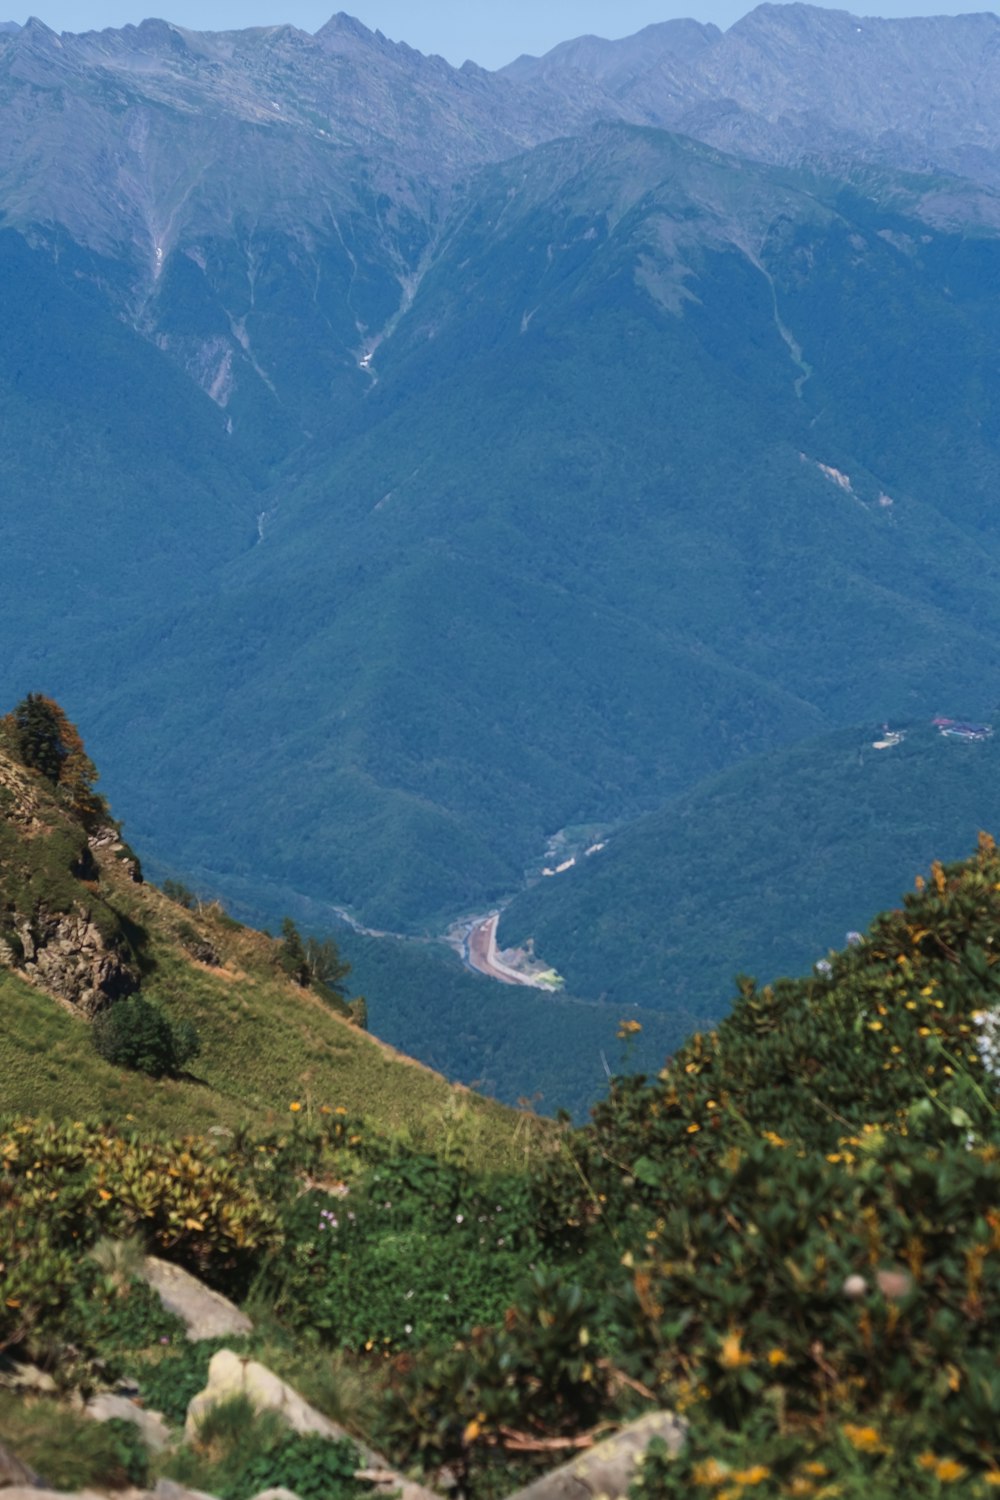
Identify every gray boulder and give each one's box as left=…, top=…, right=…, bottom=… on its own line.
left=505, top=1412, right=687, bottom=1500
left=186, top=1350, right=440, bottom=1500
left=142, top=1258, right=253, bottom=1343
left=85, top=1392, right=171, bottom=1453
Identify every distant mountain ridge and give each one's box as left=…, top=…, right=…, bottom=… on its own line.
left=502, top=5, right=1000, bottom=187
left=6, top=3, right=1000, bottom=1072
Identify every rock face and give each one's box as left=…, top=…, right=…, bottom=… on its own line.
left=0, top=750, right=142, bottom=1016
left=18, top=905, right=139, bottom=1017
left=142, top=1257, right=253, bottom=1343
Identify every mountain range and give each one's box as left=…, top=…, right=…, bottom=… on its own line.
left=4, top=4, right=1000, bottom=1102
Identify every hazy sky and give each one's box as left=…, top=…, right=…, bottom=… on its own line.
left=16, top=0, right=995, bottom=68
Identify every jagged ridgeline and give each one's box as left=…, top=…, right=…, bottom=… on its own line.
left=1, top=799, right=998, bottom=1496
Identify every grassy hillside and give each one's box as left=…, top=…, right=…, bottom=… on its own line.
left=0, top=717, right=531, bottom=1171
left=501, top=719, right=1000, bottom=1017
left=2, top=833, right=998, bottom=1499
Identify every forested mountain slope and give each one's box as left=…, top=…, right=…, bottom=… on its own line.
left=501, top=720, right=1000, bottom=1016
left=4, top=6, right=1000, bottom=1039
left=80, top=131, right=1000, bottom=931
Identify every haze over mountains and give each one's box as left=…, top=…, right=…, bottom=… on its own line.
left=4, top=3, right=1000, bottom=1103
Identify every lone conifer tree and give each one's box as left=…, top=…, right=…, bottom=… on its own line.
left=12, top=694, right=65, bottom=784
left=5, top=694, right=107, bottom=826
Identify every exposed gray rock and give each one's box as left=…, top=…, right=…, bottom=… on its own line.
left=153, top=1480, right=220, bottom=1500
left=19, top=905, right=138, bottom=1017
left=85, top=1392, right=171, bottom=1453
left=0, top=1360, right=57, bottom=1396
left=504, top=1412, right=687, bottom=1500
left=142, top=1258, right=253, bottom=1343
left=186, top=1351, right=440, bottom=1500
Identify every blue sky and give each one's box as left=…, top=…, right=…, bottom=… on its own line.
left=18, top=0, right=992, bottom=68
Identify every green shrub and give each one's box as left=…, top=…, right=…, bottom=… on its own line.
left=92, top=996, right=200, bottom=1077
left=0, top=1394, right=148, bottom=1490
left=0, top=1117, right=280, bottom=1358
left=381, top=1267, right=614, bottom=1491
left=162, top=879, right=197, bottom=909
left=270, top=1152, right=541, bottom=1348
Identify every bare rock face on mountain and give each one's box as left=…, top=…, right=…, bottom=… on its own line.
left=0, top=747, right=141, bottom=1017
left=16, top=905, right=138, bottom=1018
left=503, top=4, right=1000, bottom=186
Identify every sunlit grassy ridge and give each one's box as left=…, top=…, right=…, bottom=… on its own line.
left=0, top=736, right=537, bottom=1172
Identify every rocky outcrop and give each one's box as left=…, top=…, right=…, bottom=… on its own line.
left=17, top=905, right=138, bottom=1018
left=142, top=1257, right=253, bottom=1343
left=186, top=1350, right=440, bottom=1500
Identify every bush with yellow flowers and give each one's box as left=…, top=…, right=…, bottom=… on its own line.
left=570, top=836, right=1000, bottom=1491
left=0, top=1117, right=279, bottom=1362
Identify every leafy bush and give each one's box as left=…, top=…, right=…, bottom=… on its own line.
left=271, top=1151, right=542, bottom=1349
left=92, top=996, right=200, bottom=1077
left=0, top=1118, right=279, bottom=1360
left=380, top=1267, right=614, bottom=1493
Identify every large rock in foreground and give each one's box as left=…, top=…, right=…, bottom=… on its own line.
left=186, top=1350, right=441, bottom=1500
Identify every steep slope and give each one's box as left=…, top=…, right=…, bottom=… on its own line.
left=71, top=127, right=1000, bottom=933
left=0, top=715, right=523, bottom=1163
left=504, top=5, right=1000, bottom=189
left=5, top=12, right=1000, bottom=955
left=0, top=12, right=619, bottom=441
left=503, top=18, right=720, bottom=91
left=500, top=719, right=1000, bottom=1016
left=0, top=227, right=264, bottom=708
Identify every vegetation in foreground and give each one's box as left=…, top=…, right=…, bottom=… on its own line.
left=1, top=702, right=999, bottom=1496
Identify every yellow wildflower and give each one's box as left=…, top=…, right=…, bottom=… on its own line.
left=687, top=1123, right=701, bottom=1134
left=732, top=1465, right=770, bottom=1485
left=934, top=1459, right=966, bottom=1483
left=842, top=1424, right=883, bottom=1453
left=983, top=1470, right=1000, bottom=1487
left=691, top=1457, right=729, bottom=1486
left=767, top=1348, right=789, bottom=1365
left=719, top=1331, right=753, bottom=1369
left=289, top=1101, right=302, bottom=1112
left=463, top=1419, right=482, bottom=1443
